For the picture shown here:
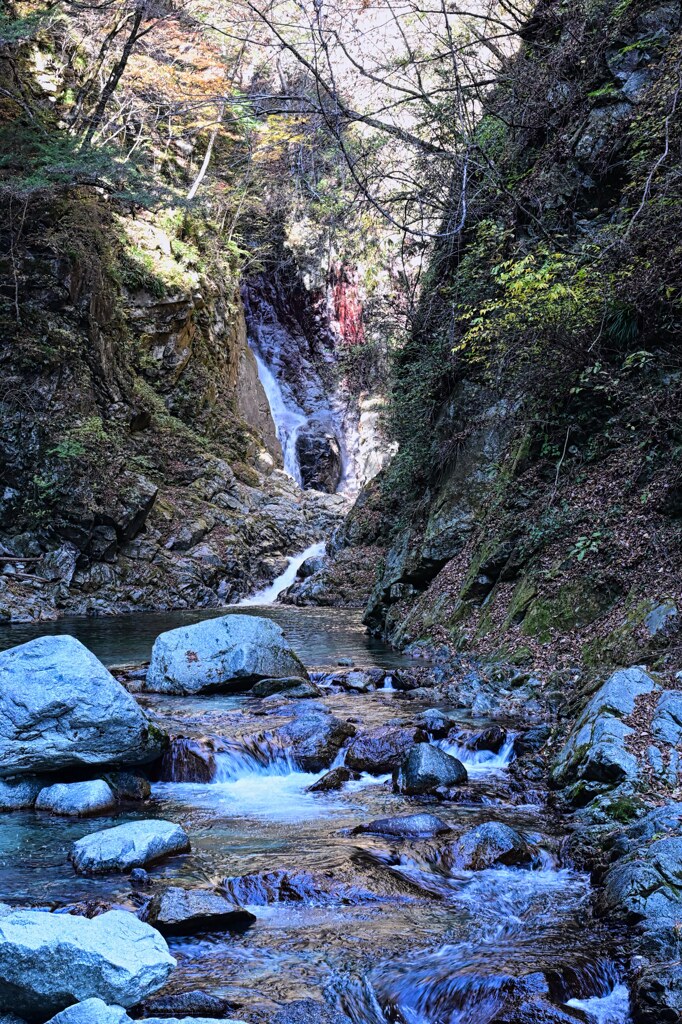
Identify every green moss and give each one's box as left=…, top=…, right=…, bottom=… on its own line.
left=521, top=579, right=617, bottom=642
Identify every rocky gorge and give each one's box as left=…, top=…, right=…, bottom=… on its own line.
left=1, top=0, right=682, bottom=1020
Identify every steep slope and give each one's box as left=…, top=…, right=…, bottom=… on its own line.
left=330, top=0, right=682, bottom=675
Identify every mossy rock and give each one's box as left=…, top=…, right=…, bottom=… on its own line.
left=520, top=579, right=618, bottom=642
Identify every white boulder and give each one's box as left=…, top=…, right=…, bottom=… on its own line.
left=145, top=614, right=307, bottom=694
left=70, top=819, right=190, bottom=875
left=0, top=908, right=175, bottom=1016
left=36, top=780, right=116, bottom=817
left=0, top=636, right=165, bottom=777
left=47, top=1000, right=129, bottom=1023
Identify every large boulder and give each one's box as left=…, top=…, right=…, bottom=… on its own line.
left=36, top=781, right=116, bottom=817
left=0, top=636, right=164, bottom=778
left=139, top=887, right=256, bottom=936
left=47, top=1001, right=129, bottom=1024
left=0, top=908, right=174, bottom=1016
left=0, top=778, right=43, bottom=811
left=393, top=744, right=468, bottom=795
left=145, top=615, right=307, bottom=694
left=70, top=820, right=190, bottom=875
left=345, top=726, right=425, bottom=775
left=552, top=667, right=659, bottom=791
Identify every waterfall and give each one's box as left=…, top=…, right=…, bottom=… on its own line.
left=238, top=541, right=325, bottom=605
left=251, top=349, right=307, bottom=483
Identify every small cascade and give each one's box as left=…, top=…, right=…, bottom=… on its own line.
left=252, top=348, right=308, bottom=483
left=212, top=738, right=295, bottom=782
left=439, top=733, right=516, bottom=774
left=238, top=541, right=325, bottom=605
left=567, top=982, right=630, bottom=1023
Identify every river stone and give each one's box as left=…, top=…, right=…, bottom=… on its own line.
left=139, top=887, right=256, bottom=936
left=394, top=744, right=468, bottom=794
left=103, top=771, right=151, bottom=802
left=345, top=726, right=425, bottom=774
left=0, top=908, right=175, bottom=1015
left=145, top=614, right=307, bottom=694
left=252, top=677, right=322, bottom=698
left=220, top=869, right=376, bottom=907
left=70, top=820, right=190, bottom=875
left=36, top=780, right=117, bottom=817
left=308, top=766, right=361, bottom=791
left=447, top=822, right=532, bottom=870
left=275, top=711, right=355, bottom=771
left=0, top=778, right=42, bottom=811
left=46, top=1000, right=129, bottom=1023
left=134, top=991, right=229, bottom=1017
left=0, top=636, right=165, bottom=777
left=354, top=813, right=452, bottom=838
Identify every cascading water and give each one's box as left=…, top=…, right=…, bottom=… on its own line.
left=238, top=541, right=325, bottom=605
left=439, top=733, right=516, bottom=775
left=252, top=348, right=308, bottom=483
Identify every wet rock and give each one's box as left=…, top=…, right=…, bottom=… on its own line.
left=632, top=963, right=682, bottom=1024
left=345, top=725, right=426, bottom=774
left=514, top=725, right=551, bottom=757
left=353, top=813, right=452, bottom=839
left=0, top=908, right=174, bottom=1015
left=0, top=778, right=43, bottom=811
left=471, top=725, right=507, bottom=753
left=47, top=1001, right=129, bottom=1023
left=132, top=990, right=230, bottom=1018
left=103, top=771, right=151, bottom=802
left=296, top=429, right=342, bottom=493
left=393, top=744, right=467, bottom=795
left=251, top=677, right=321, bottom=698
left=35, top=780, right=116, bottom=817
left=0, top=636, right=165, bottom=777
left=220, top=869, right=376, bottom=907
left=489, top=999, right=590, bottom=1023
left=70, top=820, right=191, bottom=875
left=159, top=738, right=216, bottom=783
left=139, top=886, right=256, bottom=936
left=130, top=868, right=151, bottom=888
left=145, top=614, right=307, bottom=694
left=308, top=766, right=361, bottom=791
left=271, top=998, right=350, bottom=1024
left=446, top=821, right=533, bottom=870
left=275, top=711, right=355, bottom=771
left=552, top=667, right=659, bottom=792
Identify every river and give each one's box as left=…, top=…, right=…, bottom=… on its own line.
left=0, top=608, right=630, bottom=1023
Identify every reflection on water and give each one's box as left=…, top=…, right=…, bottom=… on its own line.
left=0, top=605, right=413, bottom=669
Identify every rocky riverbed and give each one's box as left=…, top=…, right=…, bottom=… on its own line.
left=0, top=611, right=679, bottom=1023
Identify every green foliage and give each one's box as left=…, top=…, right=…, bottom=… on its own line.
left=570, top=530, right=604, bottom=562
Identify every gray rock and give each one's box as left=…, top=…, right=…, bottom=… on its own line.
left=552, top=666, right=659, bottom=791
left=0, top=636, right=164, bottom=777
left=70, top=820, right=190, bottom=875
left=275, top=711, right=355, bottom=772
left=0, top=778, right=43, bottom=811
left=0, top=908, right=174, bottom=1015
left=133, top=991, right=229, bottom=1018
left=345, top=726, right=423, bottom=775
left=47, top=1000, right=129, bottom=1023
left=36, top=780, right=116, bottom=817
left=145, top=614, right=307, bottom=694
left=645, top=601, right=677, bottom=636
left=139, top=886, right=256, bottom=936
left=652, top=691, right=682, bottom=746
left=447, top=822, right=532, bottom=870
left=353, top=813, right=452, bottom=839
left=308, top=766, right=360, bottom=792
left=103, top=771, right=151, bottom=802
left=251, top=677, right=321, bottom=698
left=393, top=744, right=467, bottom=795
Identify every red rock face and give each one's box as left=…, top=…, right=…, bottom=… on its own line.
left=330, top=264, right=365, bottom=347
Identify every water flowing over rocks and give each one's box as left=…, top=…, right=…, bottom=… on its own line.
left=70, top=820, right=191, bottom=875
left=0, top=636, right=164, bottom=777
left=0, top=909, right=174, bottom=1015
left=145, top=615, right=307, bottom=694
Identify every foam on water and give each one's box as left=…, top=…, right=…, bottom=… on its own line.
left=567, top=982, right=631, bottom=1023
left=239, top=541, right=326, bottom=605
